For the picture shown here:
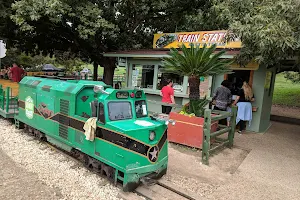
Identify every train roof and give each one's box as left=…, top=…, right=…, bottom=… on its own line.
left=19, top=76, right=112, bottom=95
left=19, top=76, right=146, bottom=99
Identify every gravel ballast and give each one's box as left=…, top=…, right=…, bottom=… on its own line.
left=0, top=119, right=121, bottom=200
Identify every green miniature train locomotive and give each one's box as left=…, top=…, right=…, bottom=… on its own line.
left=2, top=76, right=171, bottom=191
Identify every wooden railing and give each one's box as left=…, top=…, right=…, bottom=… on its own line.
left=202, top=106, right=238, bottom=165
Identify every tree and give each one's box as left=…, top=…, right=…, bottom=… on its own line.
left=1, top=48, right=56, bottom=69
left=212, top=0, right=300, bottom=69
left=54, top=51, right=85, bottom=73
left=162, top=44, right=232, bottom=116
left=10, top=0, right=211, bottom=85
left=284, top=72, right=300, bottom=84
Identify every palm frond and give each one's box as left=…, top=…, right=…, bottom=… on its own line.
left=162, top=43, right=233, bottom=77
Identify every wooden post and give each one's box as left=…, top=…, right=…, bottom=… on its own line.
left=228, top=106, right=237, bottom=148
left=202, top=109, right=212, bottom=165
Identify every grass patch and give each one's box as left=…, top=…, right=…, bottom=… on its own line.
left=273, top=73, right=300, bottom=107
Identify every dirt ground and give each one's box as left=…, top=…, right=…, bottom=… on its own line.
left=161, top=121, right=300, bottom=200
left=161, top=143, right=249, bottom=198
left=271, top=104, right=300, bottom=119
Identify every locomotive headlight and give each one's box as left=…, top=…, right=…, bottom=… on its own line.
left=149, top=131, right=156, bottom=141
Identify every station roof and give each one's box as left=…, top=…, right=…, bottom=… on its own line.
left=103, top=49, right=240, bottom=59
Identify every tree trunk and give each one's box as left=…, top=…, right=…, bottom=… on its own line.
left=93, top=62, right=98, bottom=81
left=188, top=75, right=200, bottom=115
left=101, top=57, right=116, bottom=86
left=188, top=75, right=200, bottom=100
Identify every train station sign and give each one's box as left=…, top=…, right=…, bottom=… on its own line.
left=153, top=30, right=242, bottom=49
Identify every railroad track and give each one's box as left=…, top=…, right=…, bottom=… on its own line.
left=135, top=181, right=197, bottom=200
left=22, top=129, right=197, bottom=200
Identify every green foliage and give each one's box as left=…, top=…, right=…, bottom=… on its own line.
left=5, top=0, right=214, bottom=84
left=190, top=98, right=211, bottom=117
left=162, top=44, right=233, bottom=77
left=54, top=51, right=84, bottom=73
left=273, top=73, right=300, bottom=107
left=1, top=48, right=55, bottom=69
left=180, top=98, right=210, bottom=117
left=162, top=44, right=232, bottom=116
left=283, top=71, right=300, bottom=84
left=11, top=0, right=116, bottom=39
left=213, top=0, right=300, bottom=67
left=1, top=48, right=85, bottom=73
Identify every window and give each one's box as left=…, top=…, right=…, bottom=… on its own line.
left=132, top=65, right=155, bottom=89
left=98, top=103, right=105, bottom=124
left=135, top=100, right=148, bottom=118
left=108, top=101, right=132, bottom=121
left=90, top=100, right=98, bottom=117
left=157, top=66, right=184, bottom=93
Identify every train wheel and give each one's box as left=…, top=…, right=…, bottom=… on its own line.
left=101, top=163, right=115, bottom=183
left=83, top=154, right=92, bottom=168
left=33, top=129, right=46, bottom=141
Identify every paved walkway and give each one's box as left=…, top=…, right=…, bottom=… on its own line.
left=0, top=148, right=61, bottom=200
left=206, top=122, right=300, bottom=200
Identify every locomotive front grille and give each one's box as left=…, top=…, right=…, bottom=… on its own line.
left=60, top=99, right=69, bottom=115
left=59, top=99, right=70, bottom=140
left=59, top=124, right=68, bottom=140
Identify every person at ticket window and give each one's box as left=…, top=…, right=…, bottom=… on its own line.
left=160, top=79, right=175, bottom=114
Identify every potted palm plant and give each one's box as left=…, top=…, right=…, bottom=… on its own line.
left=162, top=43, right=232, bottom=148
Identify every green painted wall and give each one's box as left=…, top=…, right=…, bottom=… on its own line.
left=253, top=67, right=276, bottom=132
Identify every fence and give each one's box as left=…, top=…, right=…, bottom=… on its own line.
left=147, top=100, right=238, bottom=165
left=202, top=107, right=238, bottom=165
left=0, top=85, right=18, bottom=118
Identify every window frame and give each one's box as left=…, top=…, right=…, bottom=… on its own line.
left=107, top=101, right=133, bottom=121
left=98, top=102, right=105, bottom=124
left=128, top=61, right=188, bottom=96
left=135, top=100, right=148, bottom=118
left=131, top=64, right=156, bottom=90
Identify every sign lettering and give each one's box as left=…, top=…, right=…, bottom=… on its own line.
left=153, top=30, right=241, bottom=49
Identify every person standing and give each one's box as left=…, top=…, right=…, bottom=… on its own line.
left=212, top=80, right=232, bottom=111
left=233, top=81, right=255, bottom=134
left=212, top=80, right=232, bottom=125
left=160, top=79, right=175, bottom=114
left=9, top=63, right=25, bottom=83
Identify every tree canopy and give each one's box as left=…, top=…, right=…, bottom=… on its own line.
left=213, top=0, right=300, bottom=69
left=7, top=0, right=209, bottom=85
left=2, top=0, right=300, bottom=85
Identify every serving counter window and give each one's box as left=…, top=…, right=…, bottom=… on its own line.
left=157, top=66, right=184, bottom=92
left=129, top=63, right=188, bottom=96
left=132, top=64, right=155, bottom=89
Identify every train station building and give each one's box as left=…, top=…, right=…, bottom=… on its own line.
left=104, top=30, right=280, bottom=133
